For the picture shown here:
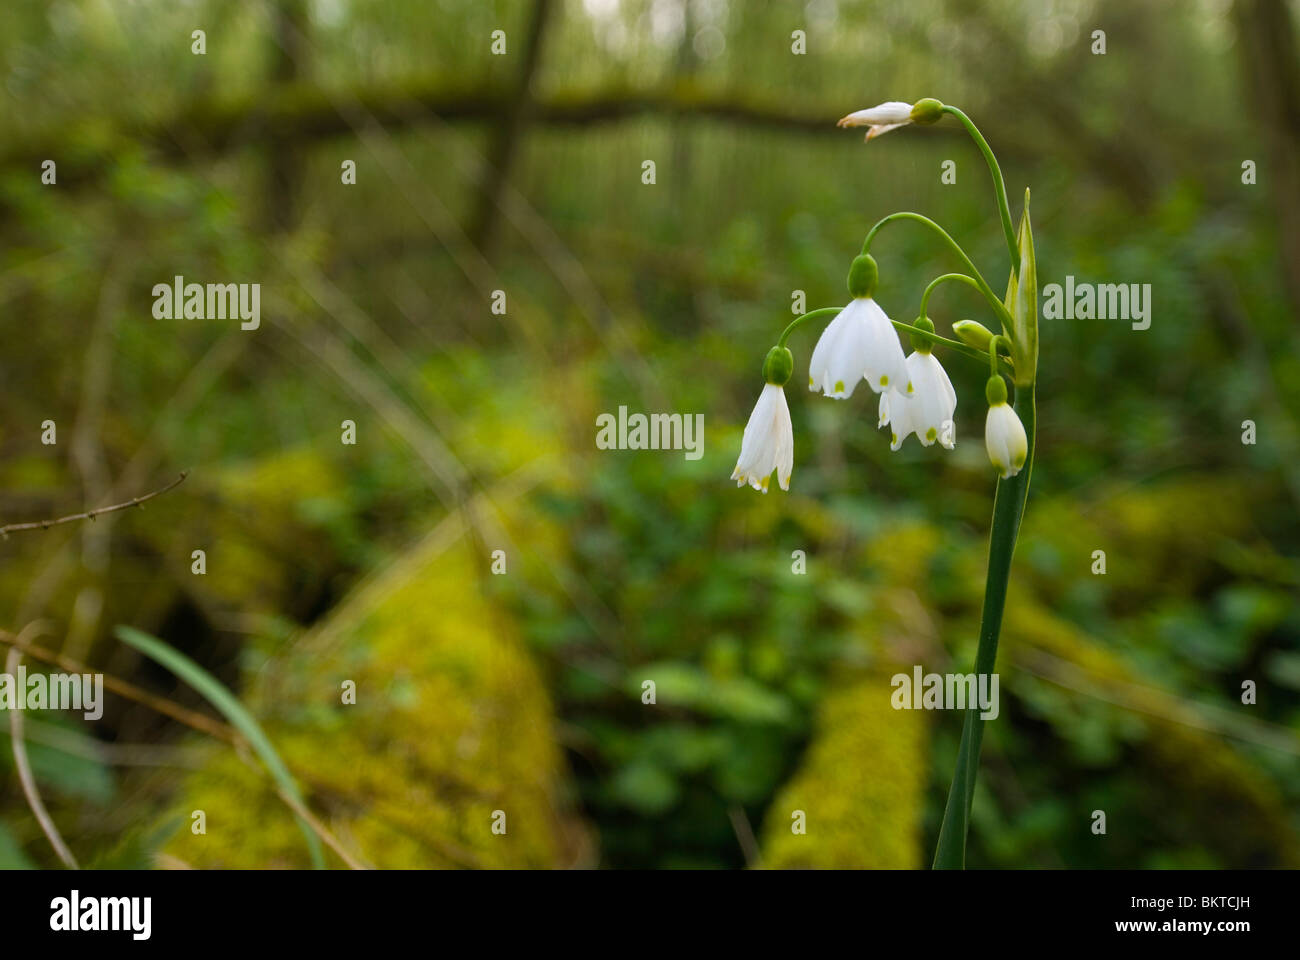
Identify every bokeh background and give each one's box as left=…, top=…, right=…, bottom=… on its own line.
left=1, top=0, right=1298, bottom=869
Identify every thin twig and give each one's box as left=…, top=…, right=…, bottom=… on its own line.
left=6, top=628, right=79, bottom=869
left=727, top=805, right=763, bottom=869
left=273, top=785, right=372, bottom=871
left=0, top=471, right=190, bottom=539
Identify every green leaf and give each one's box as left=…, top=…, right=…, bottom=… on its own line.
left=610, top=760, right=679, bottom=815
left=1012, top=189, right=1038, bottom=386
left=113, top=626, right=326, bottom=869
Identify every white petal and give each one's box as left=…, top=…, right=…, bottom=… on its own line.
left=774, top=388, right=794, bottom=490
left=886, top=352, right=958, bottom=451
left=865, top=122, right=909, bottom=141
left=808, top=303, right=849, bottom=393
left=912, top=352, right=957, bottom=447
left=810, top=301, right=869, bottom=398
left=984, top=403, right=1028, bottom=478
left=807, top=309, right=838, bottom=392
left=858, top=299, right=911, bottom=395
left=837, top=101, right=914, bottom=127
left=886, top=390, right=913, bottom=451
left=732, top=384, right=794, bottom=492
left=933, top=356, right=958, bottom=449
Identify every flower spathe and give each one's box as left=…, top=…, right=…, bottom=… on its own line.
left=732, top=383, right=794, bottom=493
left=984, top=401, right=1028, bottom=478
left=837, top=101, right=914, bottom=141
left=808, top=298, right=912, bottom=400
left=882, top=350, right=957, bottom=450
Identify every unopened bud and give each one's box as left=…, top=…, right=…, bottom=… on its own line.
left=952, top=319, right=995, bottom=352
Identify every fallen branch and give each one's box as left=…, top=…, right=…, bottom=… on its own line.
left=1, top=85, right=853, bottom=190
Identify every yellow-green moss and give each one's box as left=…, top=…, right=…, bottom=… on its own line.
left=158, top=523, right=579, bottom=868
left=760, top=664, right=927, bottom=869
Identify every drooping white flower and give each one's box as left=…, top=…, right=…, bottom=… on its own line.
left=838, top=98, right=944, bottom=142
left=732, top=383, right=794, bottom=493
left=808, top=298, right=912, bottom=399
left=985, top=401, right=1028, bottom=478
left=837, top=101, right=915, bottom=141
left=882, top=350, right=957, bottom=451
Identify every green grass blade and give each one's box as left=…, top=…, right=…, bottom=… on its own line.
left=114, top=625, right=326, bottom=869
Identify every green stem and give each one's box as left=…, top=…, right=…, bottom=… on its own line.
left=942, top=105, right=1019, bottom=272
left=892, top=319, right=1013, bottom=377
left=861, top=212, right=1013, bottom=330
left=775, top=304, right=1010, bottom=376
left=777, top=307, right=842, bottom=349
left=986, top=334, right=1012, bottom=377
left=932, top=384, right=1035, bottom=869
left=919, top=273, right=984, bottom=322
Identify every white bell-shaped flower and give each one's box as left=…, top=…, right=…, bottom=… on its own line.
left=984, top=384, right=1028, bottom=478
left=808, top=298, right=911, bottom=399
left=882, top=350, right=956, bottom=450
left=732, top=383, right=794, bottom=493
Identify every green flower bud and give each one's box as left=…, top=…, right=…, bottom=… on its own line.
left=910, top=315, right=935, bottom=353
left=910, top=98, right=944, bottom=125
left=1010, top=188, right=1038, bottom=387
left=847, top=254, right=878, bottom=299
left=762, top=345, right=794, bottom=386
left=985, top=374, right=1008, bottom=406
left=952, top=319, right=995, bottom=352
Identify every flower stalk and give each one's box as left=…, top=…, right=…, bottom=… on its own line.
left=730, top=100, right=1039, bottom=866
left=933, top=383, right=1035, bottom=867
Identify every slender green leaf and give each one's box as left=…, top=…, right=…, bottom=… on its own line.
left=113, top=625, right=326, bottom=869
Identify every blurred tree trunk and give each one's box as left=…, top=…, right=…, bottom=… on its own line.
left=669, top=0, right=698, bottom=230
left=469, top=0, right=556, bottom=257
left=1234, top=0, right=1300, bottom=319
left=265, top=0, right=310, bottom=232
